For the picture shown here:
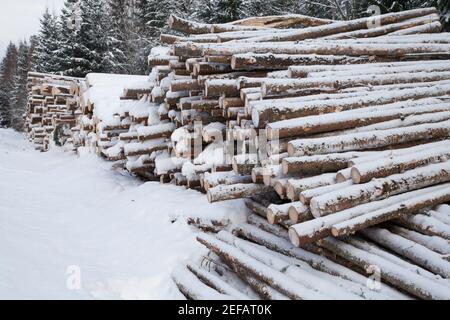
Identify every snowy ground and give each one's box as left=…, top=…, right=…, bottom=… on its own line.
left=0, top=128, right=247, bottom=299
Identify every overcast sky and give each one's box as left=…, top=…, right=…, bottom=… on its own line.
left=0, top=0, right=66, bottom=57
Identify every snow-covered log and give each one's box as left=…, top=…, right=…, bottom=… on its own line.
left=207, top=183, right=273, bottom=203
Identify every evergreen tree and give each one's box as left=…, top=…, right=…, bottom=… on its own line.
left=108, top=0, right=132, bottom=73
left=78, top=0, right=113, bottom=74
left=33, top=8, right=60, bottom=73
left=10, top=41, right=31, bottom=130
left=58, top=0, right=87, bottom=76
left=0, top=43, right=18, bottom=127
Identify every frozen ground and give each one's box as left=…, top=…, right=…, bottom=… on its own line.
left=0, top=129, right=247, bottom=299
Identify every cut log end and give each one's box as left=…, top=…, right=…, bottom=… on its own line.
left=267, top=209, right=276, bottom=225
left=351, top=167, right=362, bottom=184
left=288, top=206, right=300, bottom=224
left=288, top=228, right=300, bottom=247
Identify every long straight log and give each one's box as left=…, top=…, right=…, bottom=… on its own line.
left=240, top=8, right=437, bottom=42
left=282, top=152, right=368, bottom=176
left=286, top=173, right=336, bottom=201
left=330, top=184, right=450, bottom=237
left=351, top=142, right=450, bottom=183
left=231, top=53, right=371, bottom=71
left=323, top=14, right=440, bottom=39
left=318, top=237, right=450, bottom=300
left=288, top=59, right=450, bottom=78
left=268, top=100, right=450, bottom=139
left=288, top=120, right=450, bottom=157
left=235, top=223, right=408, bottom=300
left=396, top=213, right=450, bottom=240
left=253, top=84, right=450, bottom=127
left=261, top=71, right=450, bottom=98
left=289, top=184, right=449, bottom=246
left=311, top=161, right=450, bottom=217
left=197, top=233, right=329, bottom=300
left=388, top=225, right=450, bottom=255
left=207, top=183, right=273, bottom=203
left=361, top=227, right=450, bottom=278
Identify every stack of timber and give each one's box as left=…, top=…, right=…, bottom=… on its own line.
left=158, top=8, right=450, bottom=299
left=173, top=211, right=450, bottom=300
left=24, top=72, right=82, bottom=151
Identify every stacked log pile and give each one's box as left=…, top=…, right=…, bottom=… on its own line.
left=24, top=72, right=82, bottom=151
left=159, top=8, right=450, bottom=299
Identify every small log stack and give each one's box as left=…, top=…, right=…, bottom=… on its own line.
left=24, top=72, right=82, bottom=151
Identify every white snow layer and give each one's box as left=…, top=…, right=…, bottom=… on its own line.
left=0, top=129, right=247, bottom=299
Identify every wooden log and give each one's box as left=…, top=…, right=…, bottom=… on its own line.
left=205, top=79, right=239, bottom=98
left=267, top=99, right=450, bottom=139
left=282, top=152, right=363, bottom=176
left=239, top=8, right=437, bottom=42
left=262, top=71, right=450, bottom=98
left=324, top=14, right=440, bottom=39
left=216, top=231, right=360, bottom=300
left=207, top=183, right=273, bottom=203
left=288, top=120, right=450, bottom=157
left=253, top=84, right=450, bottom=127
left=300, top=181, right=353, bottom=206
left=331, top=184, right=450, bottom=237
left=312, top=161, right=450, bottom=217
left=361, top=227, right=450, bottom=278
left=267, top=203, right=292, bottom=225
left=318, top=237, right=450, bottom=300
left=171, top=265, right=230, bottom=300
left=351, top=142, right=450, bottom=183
left=197, top=233, right=329, bottom=300
left=234, top=223, right=408, bottom=300
left=288, top=59, right=450, bottom=78
left=428, top=210, right=450, bottom=225
left=171, top=79, right=202, bottom=92
left=231, top=14, right=333, bottom=28
left=289, top=184, right=448, bottom=246
left=287, top=202, right=312, bottom=224
left=286, top=173, right=336, bottom=201
left=389, top=20, right=442, bottom=35
left=396, top=213, right=450, bottom=240
left=137, top=123, right=176, bottom=141
left=186, top=263, right=249, bottom=299
left=167, top=14, right=211, bottom=34
left=231, top=53, right=370, bottom=71
left=124, top=139, right=170, bottom=157
left=387, top=225, right=450, bottom=255
left=193, top=62, right=233, bottom=76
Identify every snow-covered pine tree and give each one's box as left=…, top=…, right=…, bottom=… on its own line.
left=78, top=0, right=113, bottom=74
left=10, top=41, right=31, bottom=131
left=108, top=0, right=133, bottom=73
left=58, top=0, right=87, bottom=76
left=33, top=8, right=61, bottom=73
left=0, top=43, right=18, bottom=128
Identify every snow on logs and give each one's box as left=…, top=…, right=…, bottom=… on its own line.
left=28, top=9, right=450, bottom=300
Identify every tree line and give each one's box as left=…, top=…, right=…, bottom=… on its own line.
left=0, top=0, right=449, bottom=130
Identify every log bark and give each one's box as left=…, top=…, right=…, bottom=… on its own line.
left=282, top=152, right=363, bottom=176
left=388, top=225, right=450, bottom=255
left=288, top=120, right=450, bottom=157
left=261, top=71, right=450, bottom=98
left=351, top=142, right=450, bottom=183
left=267, top=100, right=450, bottom=139
left=318, top=237, right=450, bottom=300
left=253, top=83, right=450, bottom=127
left=207, top=183, right=273, bottom=203
left=330, top=184, right=450, bottom=237
left=311, top=161, right=450, bottom=217
left=186, top=263, right=250, bottom=299
left=231, top=53, right=370, bottom=71
left=289, top=184, right=448, bottom=246
left=286, top=173, right=336, bottom=201
left=396, top=213, right=450, bottom=240
left=197, top=233, right=329, bottom=300
left=239, top=8, right=437, bottom=42
left=300, top=181, right=353, bottom=205
left=361, top=227, right=450, bottom=278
